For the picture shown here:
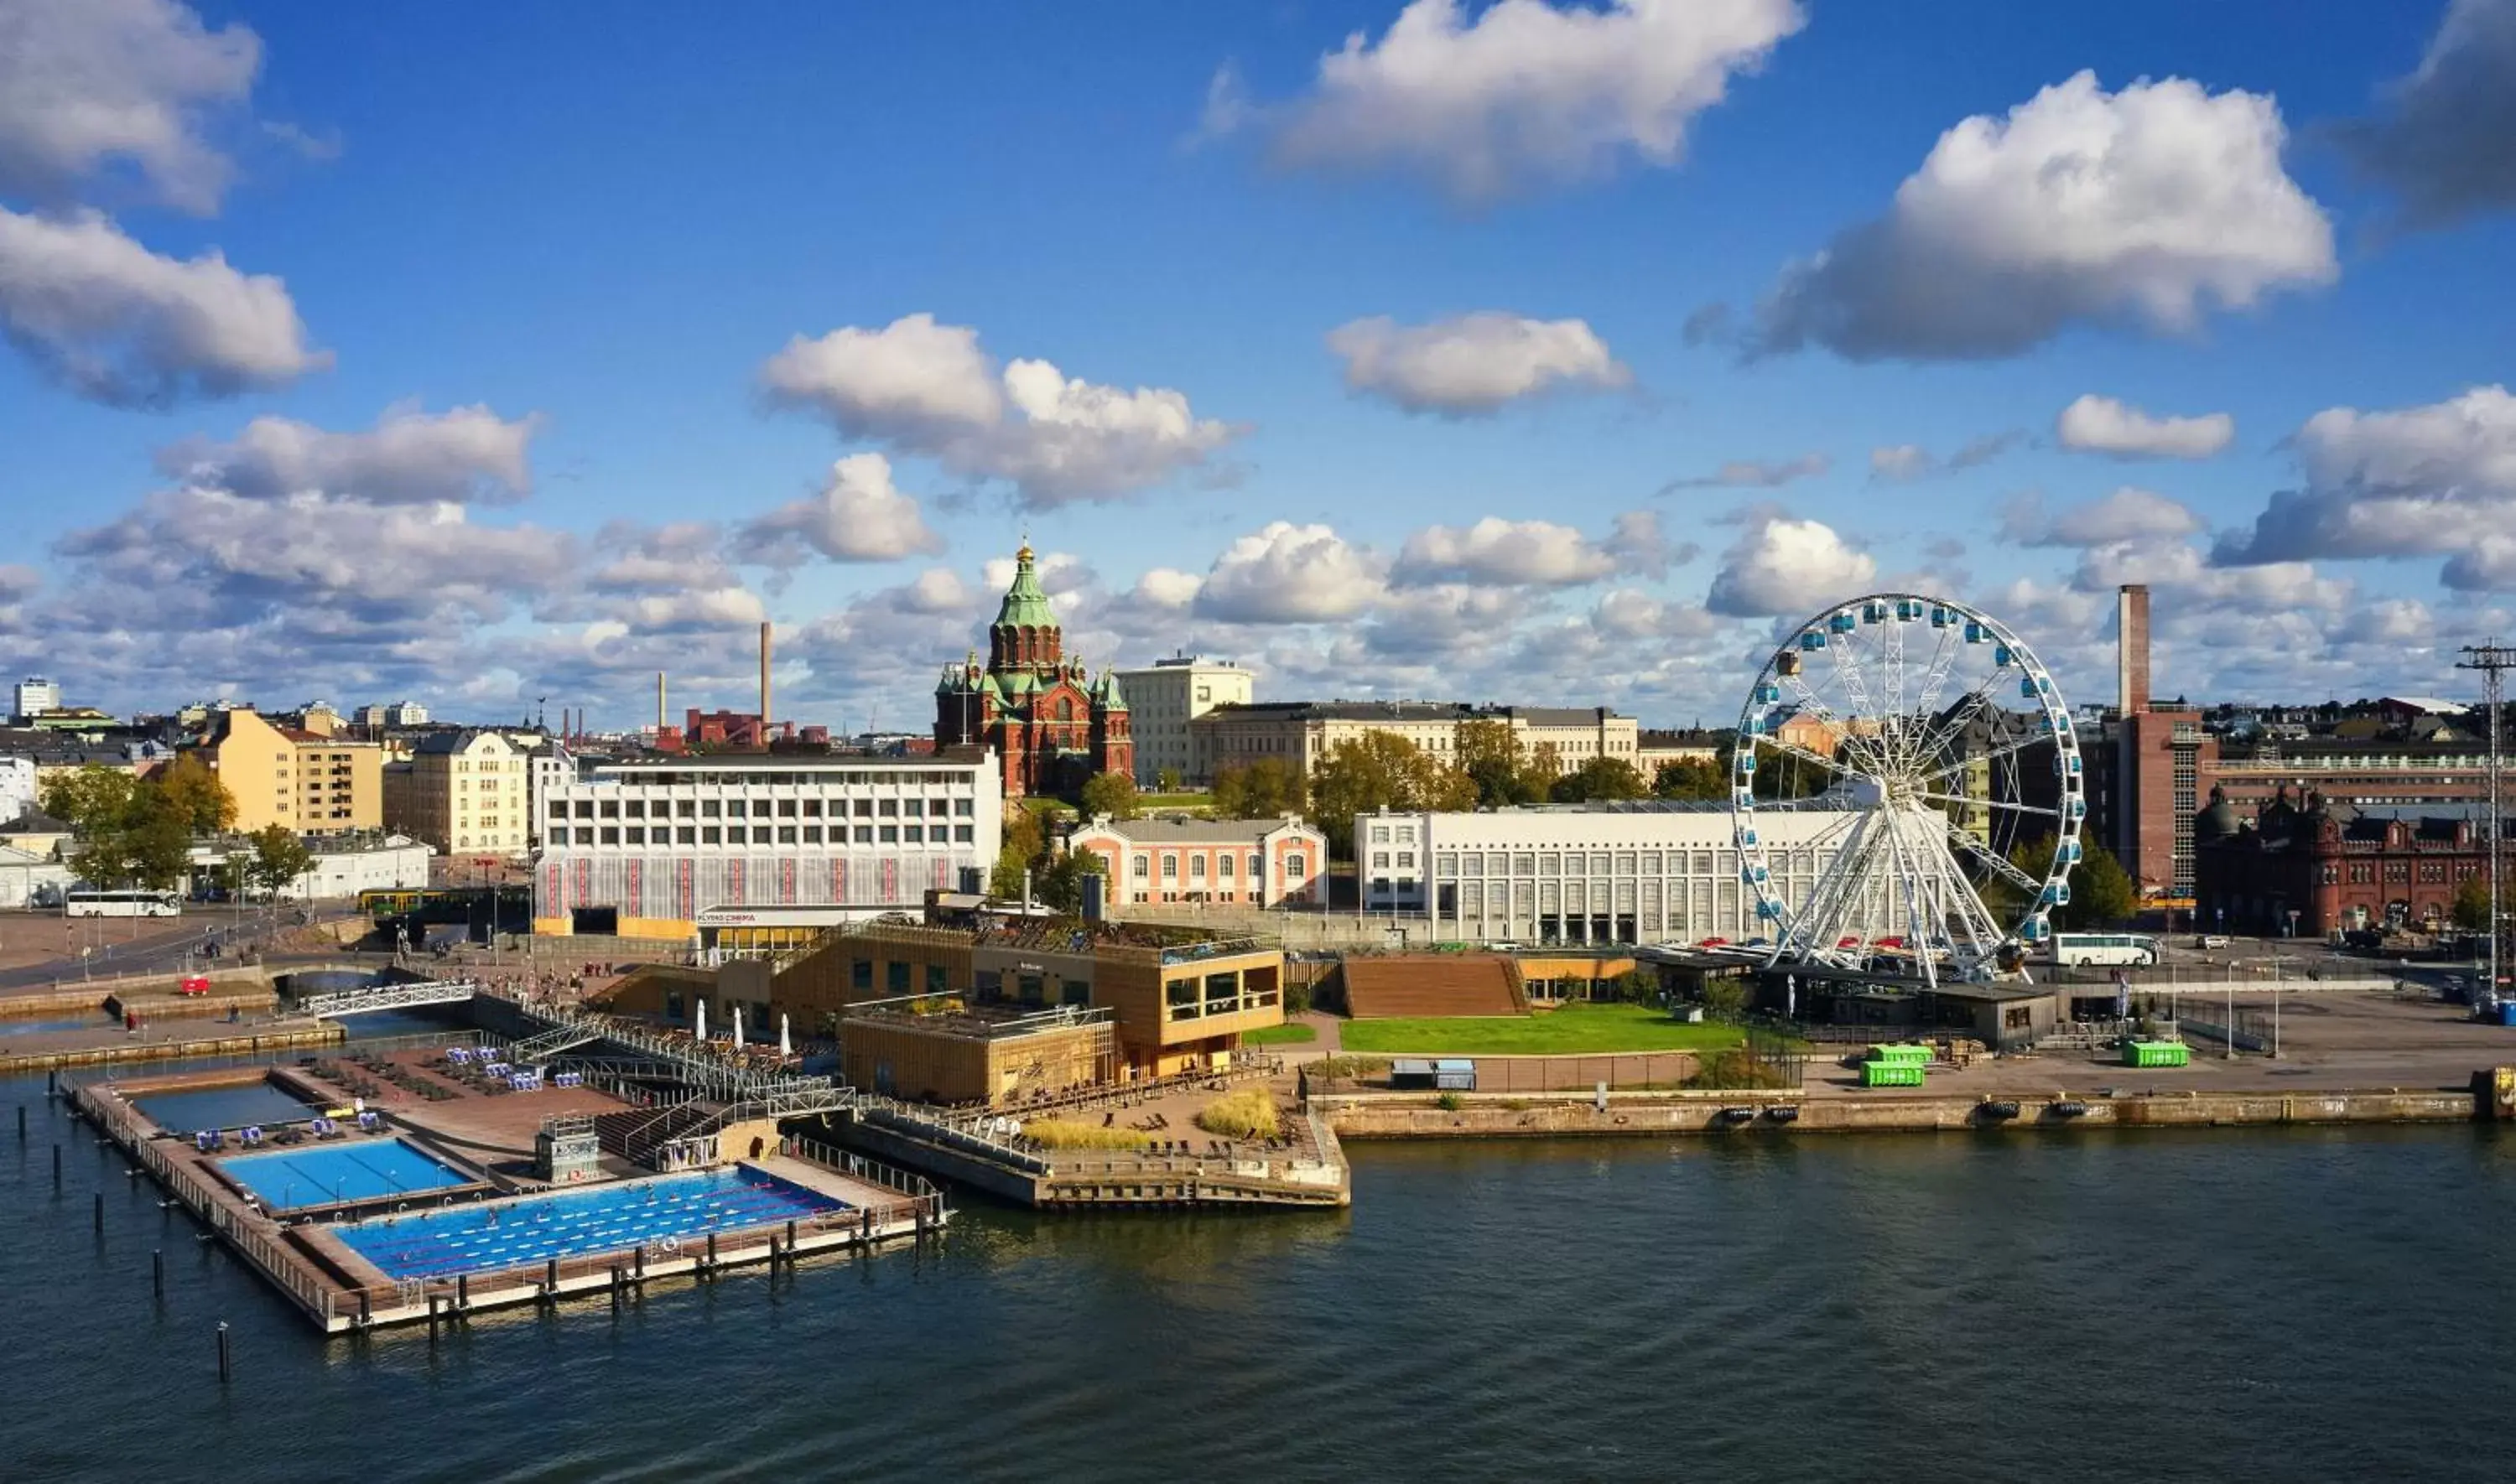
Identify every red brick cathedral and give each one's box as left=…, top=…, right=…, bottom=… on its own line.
left=934, top=544, right=1133, bottom=796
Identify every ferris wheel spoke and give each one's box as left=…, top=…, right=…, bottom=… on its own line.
left=1775, top=672, right=1886, bottom=778
left=1913, top=789, right=2060, bottom=818
left=1750, top=731, right=1856, bottom=783
left=1945, top=822, right=2043, bottom=894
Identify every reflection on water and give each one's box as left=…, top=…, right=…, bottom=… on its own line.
left=3, top=1071, right=2513, bottom=1484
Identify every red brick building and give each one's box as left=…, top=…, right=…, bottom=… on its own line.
left=933, top=544, right=1133, bottom=797
left=2193, top=785, right=2487, bottom=937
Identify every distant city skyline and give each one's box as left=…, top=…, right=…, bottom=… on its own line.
left=4, top=1, right=2515, bottom=730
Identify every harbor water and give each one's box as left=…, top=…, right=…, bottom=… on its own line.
left=6, top=1065, right=2513, bottom=1482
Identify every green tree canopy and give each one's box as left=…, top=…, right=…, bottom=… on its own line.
left=1652, top=757, right=1727, bottom=801
left=1038, top=844, right=1108, bottom=914
left=1078, top=771, right=1141, bottom=821
left=242, top=824, right=316, bottom=900
left=1212, top=757, right=1307, bottom=818
left=2454, top=871, right=2492, bottom=931
left=1550, top=755, right=1649, bottom=803
left=39, top=765, right=138, bottom=835
left=153, top=754, right=237, bottom=834
left=1991, top=832, right=2138, bottom=928
left=990, top=804, right=1049, bottom=898
left=1309, top=731, right=1477, bottom=857
left=49, top=762, right=231, bottom=891
left=1455, top=719, right=1547, bottom=807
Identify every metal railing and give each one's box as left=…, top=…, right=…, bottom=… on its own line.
left=294, top=978, right=478, bottom=1017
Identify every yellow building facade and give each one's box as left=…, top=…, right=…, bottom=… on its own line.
left=383, top=729, right=530, bottom=857
left=199, top=708, right=382, bottom=835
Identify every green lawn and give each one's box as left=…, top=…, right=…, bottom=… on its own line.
left=1139, top=792, right=1214, bottom=812
left=1338, top=1002, right=1748, bottom=1056
left=1242, top=1022, right=1318, bottom=1046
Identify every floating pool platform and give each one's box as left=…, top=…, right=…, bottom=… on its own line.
left=65, top=1067, right=948, bottom=1334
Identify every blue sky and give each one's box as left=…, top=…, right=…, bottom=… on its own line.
left=3, top=0, right=2514, bottom=732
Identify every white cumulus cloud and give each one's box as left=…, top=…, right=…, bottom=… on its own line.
left=1705, top=515, right=1875, bottom=617
left=0, top=0, right=262, bottom=215
left=0, top=205, right=327, bottom=405
left=2001, top=487, right=2206, bottom=547
left=1219, top=0, right=1804, bottom=203
left=1392, top=515, right=1638, bottom=587
left=1326, top=311, right=1627, bottom=415
left=2215, top=385, right=2516, bottom=588
left=1194, top=521, right=1386, bottom=624
left=2055, top=393, right=2234, bottom=459
left=1749, top=71, right=2336, bottom=360
left=758, top=313, right=1238, bottom=508
left=733, top=452, right=946, bottom=566
left=155, top=404, right=535, bottom=504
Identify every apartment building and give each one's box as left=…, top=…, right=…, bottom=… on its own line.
left=383, top=729, right=533, bottom=858
left=197, top=707, right=383, bottom=835
left=1112, top=655, right=1253, bottom=786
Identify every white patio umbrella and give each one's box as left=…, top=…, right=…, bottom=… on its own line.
left=778, top=1013, right=792, bottom=1058
left=694, top=999, right=707, bottom=1041
left=731, top=1004, right=745, bottom=1048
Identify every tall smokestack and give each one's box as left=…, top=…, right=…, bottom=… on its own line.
left=2117, top=584, right=2150, bottom=714
left=658, top=672, right=667, bottom=734
left=760, top=621, right=773, bottom=735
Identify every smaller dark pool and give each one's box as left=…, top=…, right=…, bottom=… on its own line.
left=133, top=1081, right=319, bottom=1134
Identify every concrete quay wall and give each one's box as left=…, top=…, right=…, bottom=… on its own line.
left=1318, top=1086, right=2478, bottom=1139
left=0, top=1020, right=343, bottom=1074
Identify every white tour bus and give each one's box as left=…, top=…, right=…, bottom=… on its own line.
left=2046, top=931, right=2158, bottom=968
left=62, top=889, right=185, bottom=918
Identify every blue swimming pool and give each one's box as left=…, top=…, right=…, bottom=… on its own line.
left=221, top=1138, right=476, bottom=1210
left=331, top=1166, right=850, bottom=1281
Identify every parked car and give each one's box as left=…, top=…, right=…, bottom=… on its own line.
left=2196, top=934, right=2230, bottom=950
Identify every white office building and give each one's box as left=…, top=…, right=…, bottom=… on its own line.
left=533, top=753, right=1003, bottom=937
left=1114, top=655, right=1253, bottom=787
left=1356, top=801, right=1879, bottom=947
left=13, top=677, right=60, bottom=724
left=0, top=755, right=35, bottom=822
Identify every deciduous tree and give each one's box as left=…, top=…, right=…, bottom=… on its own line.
left=1212, top=757, right=1307, bottom=818
left=153, top=755, right=237, bottom=835
left=1310, top=732, right=1476, bottom=857
left=1078, top=771, right=1141, bottom=821
left=242, top=824, right=315, bottom=900
left=1550, top=755, right=1648, bottom=802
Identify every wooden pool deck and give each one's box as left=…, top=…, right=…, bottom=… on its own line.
left=65, top=1071, right=949, bottom=1334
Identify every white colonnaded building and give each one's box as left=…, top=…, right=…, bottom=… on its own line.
left=1354, top=800, right=1882, bottom=947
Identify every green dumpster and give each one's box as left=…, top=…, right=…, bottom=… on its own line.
left=2122, top=1040, right=2191, bottom=1068
left=1860, top=1061, right=1926, bottom=1087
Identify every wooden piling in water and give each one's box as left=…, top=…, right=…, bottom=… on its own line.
left=153, top=1248, right=164, bottom=1299
left=216, top=1322, right=230, bottom=1382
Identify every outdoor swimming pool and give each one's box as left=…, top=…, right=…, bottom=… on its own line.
left=133, top=1081, right=317, bottom=1135
left=221, top=1138, right=476, bottom=1210
left=330, top=1166, right=850, bottom=1281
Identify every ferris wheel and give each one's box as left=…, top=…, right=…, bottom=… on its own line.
left=1730, top=593, right=2086, bottom=987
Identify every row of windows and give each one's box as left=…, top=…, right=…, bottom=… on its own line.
left=1380, top=850, right=1762, bottom=877
left=559, top=796, right=974, bottom=821
left=611, top=770, right=972, bottom=786
left=551, top=822, right=977, bottom=848
left=1125, top=852, right=1304, bottom=880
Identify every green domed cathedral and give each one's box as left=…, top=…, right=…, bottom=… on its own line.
left=934, top=543, right=1133, bottom=797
